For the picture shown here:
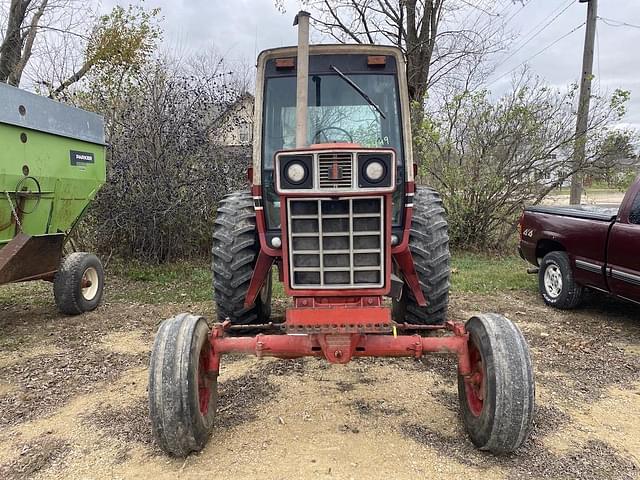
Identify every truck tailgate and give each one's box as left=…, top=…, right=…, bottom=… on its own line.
left=526, top=205, right=618, bottom=222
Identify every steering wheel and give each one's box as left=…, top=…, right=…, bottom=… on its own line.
left=313, top=126, right=354, bottom=144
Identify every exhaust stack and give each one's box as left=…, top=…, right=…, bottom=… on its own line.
left=294, top=11, right=310, bottom=148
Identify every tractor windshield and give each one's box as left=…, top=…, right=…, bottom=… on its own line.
left=262, top=73, right=402, bottom=168
left=261, top=72, right=404, bottom=229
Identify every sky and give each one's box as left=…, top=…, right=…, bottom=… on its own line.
left=97, top=0, right=640, bottom=129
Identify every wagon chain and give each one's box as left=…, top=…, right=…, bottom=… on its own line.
left=4, top=191, right=22, bottom=232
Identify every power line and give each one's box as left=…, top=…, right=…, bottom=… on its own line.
left=598, top=16, right=640, bottom=29
left=491, top=0, right=574, bottom=73
left=458, top=0, right=501, bottom=17
left=478, top=0, right=534, bottom=44
left=501, top=0, right=534, bottom=25
left=487, top=22, right=586, bottom=87
left=516, top=0, right=574, bottom=44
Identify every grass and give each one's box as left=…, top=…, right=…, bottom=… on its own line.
left=450, top=251, right=536, bottom=294
left=106, top=259, right=212, bottom=304
left=0, top=252, right=536, bottom=309
left=107, top=251, right=536, bottom=303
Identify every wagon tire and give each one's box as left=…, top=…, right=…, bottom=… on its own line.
left=53, top=252, right=104, bottom=315
left=458, top=313, right=535, bottom=453
left=212, top=190, right=271, bottom=324
left=538, top=251, right=584, bottom=309
left=393, top=187, right=450, bottom=325
left=148, top=313, right=217, bottom=457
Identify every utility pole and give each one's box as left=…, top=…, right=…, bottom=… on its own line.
left=569, top=0, right=598, bottom=205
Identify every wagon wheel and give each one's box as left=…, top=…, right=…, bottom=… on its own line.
left=458, top=313, right=535, bottom=453
left=149, top=313, right=217, bottom=457
left=53, top=253, right=104, bottom=315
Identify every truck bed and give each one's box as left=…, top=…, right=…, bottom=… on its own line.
left=525, top=205, right=619, bottom=222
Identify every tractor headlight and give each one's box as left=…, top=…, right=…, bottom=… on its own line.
left=358, top=154, right=392, bottom=188
left=364, top=159, right=385, bottom=183
left=285, top=162, right=307, bottom=184
left=278, top=154, right=313, bottom=190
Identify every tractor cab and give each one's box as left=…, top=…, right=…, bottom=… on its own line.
left=240, top=17, right=436, bottom=324
left=257, top=45, right=410, bottom=235
left=254, top=44, right=412, bottom=300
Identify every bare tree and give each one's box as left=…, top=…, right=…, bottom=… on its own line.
left=0, top=0, right=47, bottom=85
left=79, top=54, right=250, bottom=262
left=0, top=0, right=94, bottom=87
left=417, top=71, right=631, bottom=249
left=302, top=1, right=507, bottom=112
left=0, top=1, right=160, bottom=99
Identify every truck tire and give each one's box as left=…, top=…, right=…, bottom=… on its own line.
left=538, top=251, right=584, bottom=309
left=211, top=190, right=272, bottom=324
left=393, top=187, right=450, bottom=325
left=458, top=313, right=535, bottom=453
left=149, top=313, right=217, bottom=457
left=53, top=252, right=104, bottom=315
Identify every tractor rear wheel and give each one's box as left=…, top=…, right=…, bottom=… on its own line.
left=211, top=191, right=272, bottom=324
left=148, top=313, right=217, bottom=457
left=393, top=187, right=450, bottom=325
left=458, top=313, right=535, bottom=453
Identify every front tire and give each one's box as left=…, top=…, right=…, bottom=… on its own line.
left=211, top=191, right=272, bottom=324
left=458, top=314, right=535, bottom=453
left=53, top=252, right=104, bottom=315
left=538, top=251, right=584, bottom=309
left=393, top=187, right=450, bottom=325
left=148, top=313, right=217, bottom=457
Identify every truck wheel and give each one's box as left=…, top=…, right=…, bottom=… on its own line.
left=458, top=313, right=535, bottom=453
left=53, top=252, right=104, bottom=315
left=212, top=191, right=271, bottom=324
left=393, top=187, right=450, bottom=325
left=538, top=251, right=584, bottom=309
left=148, top=313, right=217, bottom=457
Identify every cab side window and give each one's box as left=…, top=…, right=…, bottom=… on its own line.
left=630, top=192, right=640, bottom=225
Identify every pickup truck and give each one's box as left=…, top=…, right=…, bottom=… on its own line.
left=518, top=176, right=640, bottom=309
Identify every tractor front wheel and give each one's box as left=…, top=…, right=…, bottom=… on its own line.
left=458, top=313, right=535, bottom=453
left=148, top=313, right=217, bottom=457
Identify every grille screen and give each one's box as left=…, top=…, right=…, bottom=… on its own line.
left=288, top=197, right=384, bottom=289
left=318, top=153, right=353, bottom=189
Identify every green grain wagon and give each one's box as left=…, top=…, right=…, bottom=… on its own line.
left=0, top=81, right=106, bottom=314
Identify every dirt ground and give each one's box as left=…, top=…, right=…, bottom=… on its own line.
left=0, top=283, right=639, bottom=480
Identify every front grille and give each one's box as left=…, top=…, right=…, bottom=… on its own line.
left=287, top=197, right=384, bottom=289
left=318, top=153, right=353, bottom=189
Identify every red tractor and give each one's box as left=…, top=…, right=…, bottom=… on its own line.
left=148, top=12, right=535, bottom=457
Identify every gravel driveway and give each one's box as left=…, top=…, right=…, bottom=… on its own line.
left=0, top=283, right=638, bottom=480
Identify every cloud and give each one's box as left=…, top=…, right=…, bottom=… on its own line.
left=98, top=0, right=639, bottom=127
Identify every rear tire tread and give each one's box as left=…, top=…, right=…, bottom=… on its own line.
left=211, top=190, right=271, bottom=324
left=394, top=187, right=450, bottom=325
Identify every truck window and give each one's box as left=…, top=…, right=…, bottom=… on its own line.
left=630, top=192, right=640, bottom=225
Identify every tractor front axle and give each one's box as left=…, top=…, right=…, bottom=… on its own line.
left=207, top=320, right=472, bottom=374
